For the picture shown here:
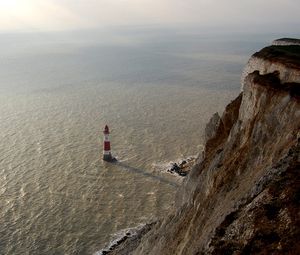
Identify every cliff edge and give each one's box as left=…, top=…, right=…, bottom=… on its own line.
left=108, top=39, right=300, bottom=255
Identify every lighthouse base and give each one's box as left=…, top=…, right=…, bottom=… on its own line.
left=103, top=154, right=116, bottom=162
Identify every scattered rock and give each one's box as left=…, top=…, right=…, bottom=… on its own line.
left=167, top=157, right=196, bottom=177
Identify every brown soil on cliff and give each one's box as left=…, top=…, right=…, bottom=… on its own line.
left=209, top=142, right=300, bottom=255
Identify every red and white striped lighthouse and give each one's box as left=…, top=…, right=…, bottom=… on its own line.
left=103, top=125, right=113, bottom=161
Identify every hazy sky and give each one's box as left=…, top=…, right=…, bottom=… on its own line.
left=0, top=0, right=299, bottom=32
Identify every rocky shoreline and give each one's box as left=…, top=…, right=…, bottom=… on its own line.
left=95, top=222, right=156, bottom=255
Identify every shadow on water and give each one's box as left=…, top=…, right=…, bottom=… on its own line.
left=114, top=161, right=179, bottom=188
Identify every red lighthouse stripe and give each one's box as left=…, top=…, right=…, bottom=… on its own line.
left=104, top=141, right=111, bottom=151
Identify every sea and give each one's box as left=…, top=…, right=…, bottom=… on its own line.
left=0, top=27, right=287, bottom=254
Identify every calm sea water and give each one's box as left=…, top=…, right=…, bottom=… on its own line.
left=0, top=28, right=276, bottom=254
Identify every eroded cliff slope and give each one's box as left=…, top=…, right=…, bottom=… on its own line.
left=110, top=40, right=300, bottom=255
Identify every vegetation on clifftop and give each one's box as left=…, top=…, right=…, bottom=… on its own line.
left=253, top=45, right=300, bottom=70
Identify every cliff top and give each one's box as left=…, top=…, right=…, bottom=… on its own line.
left=253, top=44, right=300, bottom=70
left=273, top=38, right=300, bottom=45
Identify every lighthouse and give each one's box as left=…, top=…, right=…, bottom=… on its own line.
left=103, top=125, right=114, bottom=162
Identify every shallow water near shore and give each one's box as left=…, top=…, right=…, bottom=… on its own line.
left=0, top=29, right=276, bottom=254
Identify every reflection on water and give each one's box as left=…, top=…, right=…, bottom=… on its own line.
left=115, top=161, right=179, bottom=187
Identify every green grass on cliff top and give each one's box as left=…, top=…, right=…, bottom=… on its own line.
left=254, top=44, right=300, bottom=70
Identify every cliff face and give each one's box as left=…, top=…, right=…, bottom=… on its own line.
left=110, top=41, right=300, bottom=255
